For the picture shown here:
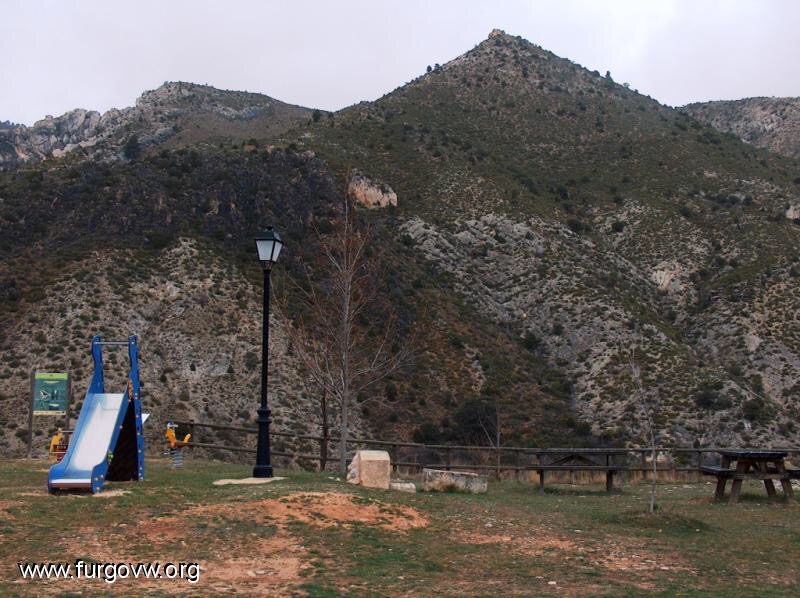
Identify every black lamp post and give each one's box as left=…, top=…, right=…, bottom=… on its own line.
left=253, top=226, right=283, bottom=478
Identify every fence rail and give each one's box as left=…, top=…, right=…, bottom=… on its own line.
left=170, top=419, right=800, bottom=476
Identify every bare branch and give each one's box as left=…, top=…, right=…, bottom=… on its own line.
left=278, top=182, right=414, bottom=474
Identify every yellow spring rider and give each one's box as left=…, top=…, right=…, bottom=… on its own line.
left=165, top=422, right=191, bottom=468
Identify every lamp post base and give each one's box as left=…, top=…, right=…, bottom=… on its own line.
left=254, top=404, right=273, bottom=478
left=252, top=464, right=274, bottom=478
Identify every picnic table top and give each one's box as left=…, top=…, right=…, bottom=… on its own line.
left=531, top=448, right=630, bottom=455
left=717, top=449, right=788, bottom=460
left=531, top=464, right=628, bottom=471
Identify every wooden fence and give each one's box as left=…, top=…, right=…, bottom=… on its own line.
left=171, top=419, right=800, bottom=479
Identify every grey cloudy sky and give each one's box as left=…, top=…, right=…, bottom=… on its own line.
left=2, top=0, right=799, bottom=125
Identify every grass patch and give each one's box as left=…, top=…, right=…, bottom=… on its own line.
left=1, top=460, right=800, bottom=595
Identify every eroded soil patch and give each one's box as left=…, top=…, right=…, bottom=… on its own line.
left=48, top=492, right=426, bottom=594
left=454, top=526, right=695, bottom=581
left=141, top=491, right=427, bottom=540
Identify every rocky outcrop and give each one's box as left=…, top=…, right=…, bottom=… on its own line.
left=0, top=82, right=311, bottom=169
left=348, top=172, right=397, bottom=208
left=682, top=97, right=800, bottom=158
left=1, top=109, right=105, bottom=166
left=650, top=261, right=689, bottom=296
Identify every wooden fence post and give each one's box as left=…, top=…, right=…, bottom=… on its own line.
left=670, top=449, right=677, bottom=481
left=27, top=369, right=35, bottom=459
left=695, top=450, right=702, bottom=481
left=640, top=450, right=647, bottom=482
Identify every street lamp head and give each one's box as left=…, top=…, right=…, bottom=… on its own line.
left=255, top=226, right=283, bottom=270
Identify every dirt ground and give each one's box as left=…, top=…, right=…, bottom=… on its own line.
left=47, top=491, right=428, bottom=595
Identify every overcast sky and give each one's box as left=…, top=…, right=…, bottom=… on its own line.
left=2, top=0, right=799, bottom=125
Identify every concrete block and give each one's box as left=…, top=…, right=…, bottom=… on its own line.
left=347, top=450, right=391, bottom=489
left=389, top=481, right=417, bottom=493
left=422, top=468, right=488, bottom=493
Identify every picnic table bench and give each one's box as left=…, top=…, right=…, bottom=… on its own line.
left=527, top=449, right=629, bottom=492
left=700, top=449, right=799, bottom=503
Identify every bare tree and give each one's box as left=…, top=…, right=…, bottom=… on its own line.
left=479, top=400, right=502, bottom=480
left=286, top=191, right=409, bottom=475
left=627, top=348, right=658, bottom=513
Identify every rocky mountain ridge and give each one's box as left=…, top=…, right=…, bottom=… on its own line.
left=683, top=97, right=800, bottom=159
left=0, top=82, right=311, bottom=169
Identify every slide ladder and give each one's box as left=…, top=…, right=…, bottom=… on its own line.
left=48, top=335, right=144, bottom=493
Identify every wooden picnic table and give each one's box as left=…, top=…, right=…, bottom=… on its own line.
left=528, top=449, right=629, bottom=492
left=700, top=449, right=800, bottom=503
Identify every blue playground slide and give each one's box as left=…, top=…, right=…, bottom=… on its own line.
left=48, top=335, right=145, bottom=494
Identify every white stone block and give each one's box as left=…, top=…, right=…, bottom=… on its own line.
left=346, top=450, right=391, bottom=489
left=389, top=481, right=417, bottom=493
left=422, top=468, right=488, bottom=493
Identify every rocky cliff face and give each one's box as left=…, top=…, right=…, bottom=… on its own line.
left=0, top=82, right=311, bottom=169
left=0, top=109, right=104, bottom=165
left=682, top=97, right=800, bottom=159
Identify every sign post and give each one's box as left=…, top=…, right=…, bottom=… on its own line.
left=27, top=371, right=70, bottom=458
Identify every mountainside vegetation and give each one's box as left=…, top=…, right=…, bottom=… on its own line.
left=2, top=30, right=799, bottom=458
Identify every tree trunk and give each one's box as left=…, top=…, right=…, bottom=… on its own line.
left=339, top=397, right=348, bottom=476
left=338, top=209, right=353, bottom=477
left=338, top=287, right=351, bottom=475
left=320, top=390, right=328, bottom=472
left=649, top=431, right=657, bottom=514
left=495, top=409, right=501, bottom=481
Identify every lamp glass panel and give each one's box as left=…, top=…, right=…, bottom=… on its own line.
left=256, top=239, right=276, bottom=262
left=272, top=240, right=283, bottom=262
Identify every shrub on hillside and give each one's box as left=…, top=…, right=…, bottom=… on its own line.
left=412, top=421, right=442, bottom=444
